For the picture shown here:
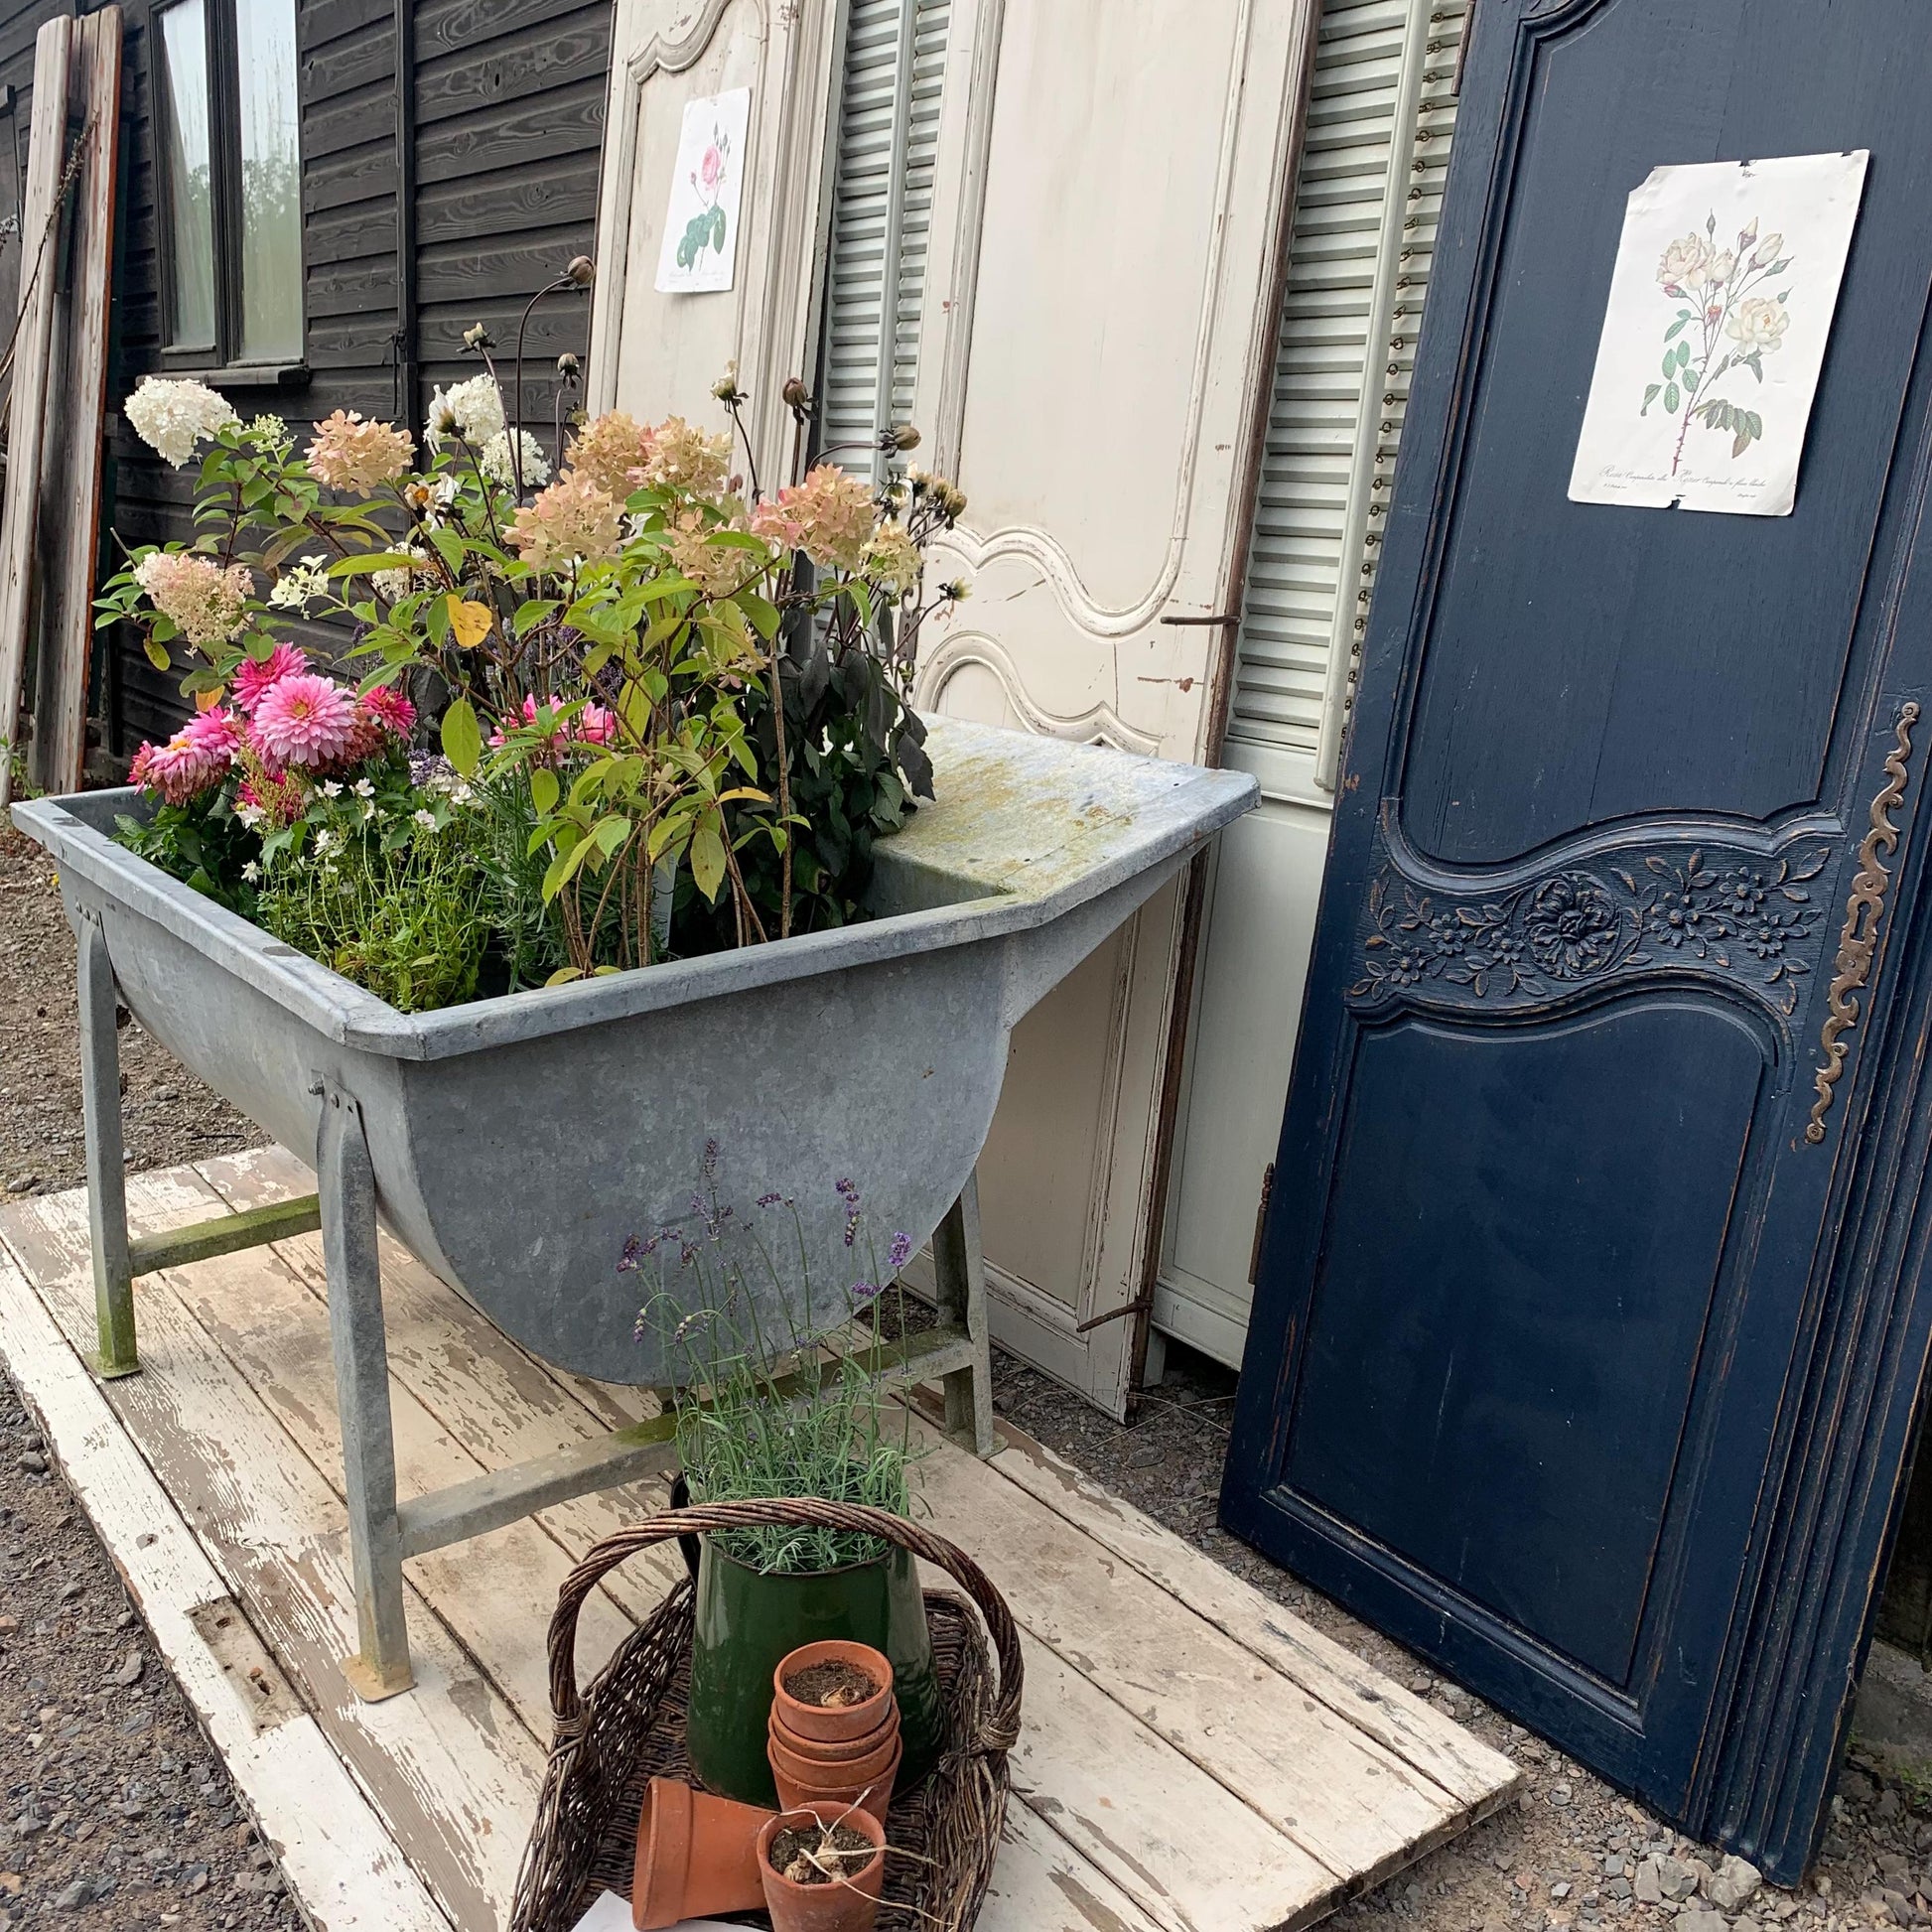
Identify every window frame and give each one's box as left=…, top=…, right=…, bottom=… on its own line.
left=152, top=0, right=309, bottom=384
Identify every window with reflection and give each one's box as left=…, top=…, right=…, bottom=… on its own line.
left=155, top=0, right=304, bottom=366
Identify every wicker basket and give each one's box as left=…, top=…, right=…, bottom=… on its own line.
left=509, top=1499, right=1024, bottom=1932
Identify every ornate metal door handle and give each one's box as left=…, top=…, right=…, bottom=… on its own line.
left=1807, top=700, right=1922, bottom=1144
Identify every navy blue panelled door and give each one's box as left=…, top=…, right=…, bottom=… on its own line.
left=1224, top=0, right=1932, bottom=1882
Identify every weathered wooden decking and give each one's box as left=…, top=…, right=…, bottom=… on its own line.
left=0, top=1150, right=1518, bottom=1932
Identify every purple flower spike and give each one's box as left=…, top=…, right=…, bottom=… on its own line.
left=619, top=1233, right=645, bottom=1273
left=887, top=1231, right=912, bottom=1273
left=757, top=1191, right=782, bottom=1208
left=853, top=1280, right=880, bottom=1304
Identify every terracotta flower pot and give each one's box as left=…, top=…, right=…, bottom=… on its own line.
left=767, top=1708, right=899, bottom=1765
left=629, top=1775, right=773, bottom=1929
left=771, top=1640, right=896, bottom=1744
left=769, top=1731, right=903, bottom=1826
left=758, top=1804, right=889, bottom=1932
left=768, top=1715, right=902, bottom=1791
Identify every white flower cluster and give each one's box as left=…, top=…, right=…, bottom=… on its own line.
left=479, top=428, right=551, bottom=489
left=372, top=543, right=431, bottom=604
left=125, top=376, right=239, bottom=469
left=425, top=373, right=505, bottom=451
left=267, top=554, right=332, bottom=612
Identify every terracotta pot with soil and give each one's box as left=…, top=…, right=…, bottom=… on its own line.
left=629, top=1775, right=773, bottom=1929
left=770, top=1642, right=897, bottom=1743
left=757, top=1805, right=889, bottom=1932
left=766, top=1641, right=901, bottom=1821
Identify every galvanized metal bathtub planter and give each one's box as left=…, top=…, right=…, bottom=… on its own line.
left=12, top=716, right=1254, bottom=1695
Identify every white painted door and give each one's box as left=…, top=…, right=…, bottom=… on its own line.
left=1157, top=0, right=1468, bottom=1367
left=589, top=0, right=843, bottom=484
left=899, top=0, right=1322, bottom=1415
left=594, top=0, right=1328, bottom=1416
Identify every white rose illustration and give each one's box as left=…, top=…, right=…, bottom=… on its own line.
left=1725, top=296, right=1789, bottom=353
left=1657, top=232, right=1712, bottom=291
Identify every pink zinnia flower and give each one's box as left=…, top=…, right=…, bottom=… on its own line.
left=232, top=642, right=310, bottom=715
left=489, top=693, right=616, bottom=752
left=249, top=672, right=358, bottom=770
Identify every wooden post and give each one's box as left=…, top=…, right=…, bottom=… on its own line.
left=932, top=1172, right=995, bottom=1457
left=75, top=907, right=136, bottom=1378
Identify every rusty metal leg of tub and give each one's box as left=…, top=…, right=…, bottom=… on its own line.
left=317, top=1082, right=414, bottom=1700
left=75, top=909, right=137, bottom=1379
left=932, top=1172, right=995, bottom=1457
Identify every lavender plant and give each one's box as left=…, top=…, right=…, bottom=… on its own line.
left=629, top=1148, right=921, bottom=1576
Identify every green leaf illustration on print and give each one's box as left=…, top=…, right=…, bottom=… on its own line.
left=1645, top=214, right=1793, bottom=478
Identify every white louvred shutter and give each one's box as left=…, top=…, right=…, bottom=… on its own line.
left=1226, top=0, right=1466, bottom=765
left=820, top=0, right=950, bottom=479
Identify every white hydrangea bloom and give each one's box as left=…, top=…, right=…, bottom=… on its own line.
left=247, top=413, right=290, bottom=447
left=424, top=372, right=505, bottom=451
left=124, top=376, right=239, bottom=468
left=479, top=428, right=551, bottom=489
left=372, top=542, right=431, bottom=604
left=266, top=554, right=332, bottom=611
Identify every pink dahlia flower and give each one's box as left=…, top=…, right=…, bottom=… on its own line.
left=249, top=672, right=358, bottom=770
left=134, top=714, right=234, bottom=804
left=232, top=642, right=310, bottom=715
left=342, top=683, right=418, bottom=761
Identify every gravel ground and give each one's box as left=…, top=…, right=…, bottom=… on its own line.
left=0, top=818, right=1917, bottom=1932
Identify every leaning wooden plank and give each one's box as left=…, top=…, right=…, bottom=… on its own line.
left=28, top=4, right=121, bottom=795
left=0, top=1239, right=452, bottom=1932
left=901, top=1410, right=1471, bottom=1890
left=976, top=1411, right=1521, bottom=1813
left=0, top=1174, right=548, bottom=1929
left=0, top=14, right=72, bottom=806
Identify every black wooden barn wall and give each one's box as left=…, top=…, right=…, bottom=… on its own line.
left=0, top=0, right=614, bottom=757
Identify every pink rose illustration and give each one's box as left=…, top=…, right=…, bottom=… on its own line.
left=700, top=143, right=724, bottom=192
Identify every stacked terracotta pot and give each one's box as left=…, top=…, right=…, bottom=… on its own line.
left=765, top=1640, right=901, bottom=1825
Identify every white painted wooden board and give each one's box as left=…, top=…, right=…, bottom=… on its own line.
left=0, top=1163, right=1509, bottom=1932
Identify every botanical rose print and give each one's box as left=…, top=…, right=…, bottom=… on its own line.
left=307, top=411, right=415, bottom=495
left=132, top=551, right=252, bottom=647
left=700, top=143, right=724, bottom=192
left=249, top=672, right=359, bottom=770
left=506, top=474, right=622, bottom=571
left=1726, top=296, right=1790, bottom=352
left=1657, top=232, right=1713, bottom=294
left=1643, top=211, right=1792, bottom=472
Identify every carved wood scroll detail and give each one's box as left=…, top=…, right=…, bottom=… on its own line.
left=1350, top=843, right=1833, bottom=1020
left=1806, top=701, right=1922, bottom=1145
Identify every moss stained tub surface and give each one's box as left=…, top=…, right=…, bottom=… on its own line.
left=10, top=716, right=1256, bottom=1385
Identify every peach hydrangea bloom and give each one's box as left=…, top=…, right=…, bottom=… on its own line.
left=641, top=416, right=733, bottom=497
left=307, top=411, right=415, bottom=495
left=133, top=550, right=253, bottom=647
left=751, top=465, right=876, bottom=574
left=861, top=519, right=922, bottom=596
left=506, top=475, right=623, bottom=572
left=568, top=411, right=656, bottom=498
left=666, top=509, right=767, bottom=598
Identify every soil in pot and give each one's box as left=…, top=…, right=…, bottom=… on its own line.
left=786, top=1658, right=878, bottom=1707
left=686, top=1543, right=943, bottom=1806
left=772, top=1640, right=895, bottom=1744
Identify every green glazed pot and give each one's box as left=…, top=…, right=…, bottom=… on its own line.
left=685, top=1539, right=946, bottom=1808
